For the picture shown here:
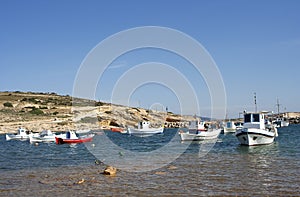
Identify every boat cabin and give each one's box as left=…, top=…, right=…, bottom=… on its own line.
left=243, top=112, right=267, bottom=130
left=188, top=121, right=208, bottom=131
left=66, top=131, right=79, bottom=139
left=18, top=128, right=30, bottom=136
left=40, top=130, right=53, bottom=137
left=138, top=121, right=150, bottom=129
left=226, top=121, right=236, bottom=129
left=188, top=121, right=197, bottom=130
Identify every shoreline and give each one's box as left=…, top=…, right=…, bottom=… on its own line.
left=1, top=91, right=300, bottom=134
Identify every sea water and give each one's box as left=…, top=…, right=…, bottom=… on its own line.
left=0, top=125, right=299, bottom=196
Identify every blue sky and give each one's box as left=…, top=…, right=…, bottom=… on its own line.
left=1, top=0, right=300, bottom=118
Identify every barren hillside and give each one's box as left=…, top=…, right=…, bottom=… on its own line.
left=0, top=91, right=193, bottom=133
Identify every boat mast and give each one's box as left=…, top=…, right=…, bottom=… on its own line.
left=254, top=92, right=257, bottom=113
left=276, top=98, right=281, bottom=115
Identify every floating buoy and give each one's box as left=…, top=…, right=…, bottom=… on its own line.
left=34, top=142, right=39, bottom=146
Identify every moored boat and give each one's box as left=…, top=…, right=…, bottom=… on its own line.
left=223, top=121, right=237, bottom=133
left=272, top=99, right=289, bottom=128
left=179, top=128, right=222, bottom=141
left=188, top=120, right=207, bottom=132
left=127, top=121, right=164, bottom=136
left=29, top=130, right=66, bottom=143
left=272, top=117, right=289, bottom=128
left=6, top=128, right=32, bottom=141
left=179, top=120, right=221, bottom=141
left=235, top=111, right=278, bottom=146
left=55, top=130, right=94, bottom=144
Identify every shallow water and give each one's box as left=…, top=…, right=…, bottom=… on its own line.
left=0, top=125, right=299, bottom=196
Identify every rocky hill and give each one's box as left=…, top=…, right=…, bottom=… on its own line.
left=0, top=91, right=194, bottom=134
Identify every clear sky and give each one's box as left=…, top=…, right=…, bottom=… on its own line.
left=1, top=0, right=300, bottom=118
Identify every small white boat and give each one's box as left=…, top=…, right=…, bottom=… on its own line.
left=272, top=117, right=289, bottom=128
left=127, top=121, right=164, bottom=136
left=6, top=128, right=32, bottom=141
left=29, top=130, right=66, bottom=143
left=223, top=121, right=237, bottom=133
left=179, top=128, right=222, bottom=141
left=272, top=99, right=289, bottom=128
left=179, top=120, right=221, bottom=141
left=235, top=111, right=278, bottom=146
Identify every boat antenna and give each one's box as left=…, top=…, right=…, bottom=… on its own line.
left=254, top=92, right=257, bottom=112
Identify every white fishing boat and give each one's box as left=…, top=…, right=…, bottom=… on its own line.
left=179, top=129, right=222, bottom=141
left=272, top=98, right=289, bottom=128
left=272, top=117, right=289, bottom=128
left=6, top=128, right=32, bottom=141
left=223, top=121, right=237, bottom=133
left=29, top=130, right=66, bottom=143
left=235, top=111, right=278, bottom=146
left=179, top=120, right=221, bottom=141
left=127, top=121, right=164, bottom=136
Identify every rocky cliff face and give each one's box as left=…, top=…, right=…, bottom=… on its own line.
left=0, top=91, right=193, bottom=133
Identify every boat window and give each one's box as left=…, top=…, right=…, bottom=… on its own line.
left=253, top=114, right=260, bottom=122
left=226, top=122, right=232, bottom=128
left=244, top=114, right=251, bottom=122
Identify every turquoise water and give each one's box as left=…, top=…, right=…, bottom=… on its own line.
left=0, top=125, right=299, bottom=196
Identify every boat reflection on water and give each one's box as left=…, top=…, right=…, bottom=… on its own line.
left=235, top=143, right=279, bottom=191
left=236, top=142, right=279, bottom=155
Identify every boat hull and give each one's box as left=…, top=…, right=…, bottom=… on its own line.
left=127, top=127, right=164, bottom=136
left=6, top=134, right=31, bottom=141
left=180, top=129, right=221, bottom=141
left=235, top=128, right=276, bottom=146
left=30, top=136, right=54, bottom=143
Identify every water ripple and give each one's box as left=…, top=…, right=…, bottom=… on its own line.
left=0, top=125, right=299, bottom=196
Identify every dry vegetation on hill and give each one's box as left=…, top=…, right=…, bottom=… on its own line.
left=0, top=91, right=193, bottom=133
